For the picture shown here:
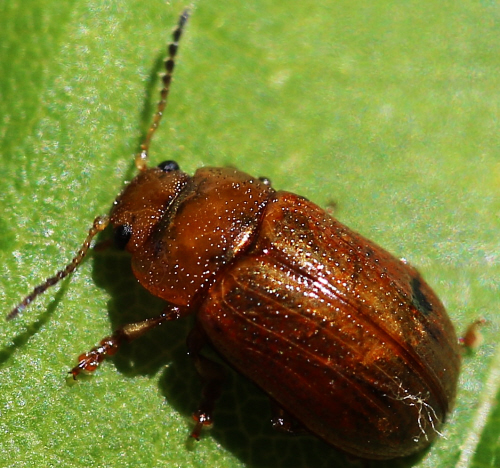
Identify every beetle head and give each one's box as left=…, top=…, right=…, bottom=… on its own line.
left=110, top=162, right=189, bottom=253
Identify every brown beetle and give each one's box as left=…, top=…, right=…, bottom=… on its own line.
left=8, top=10, right=460, bottom=460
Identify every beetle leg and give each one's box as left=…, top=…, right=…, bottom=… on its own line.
left=186, top=322, right=226, bottom=440
left=459, top=318, right=486, bottom=351
left=270, top=400, right=306, bottom=435
left=69, top=306, right=181, bottom=379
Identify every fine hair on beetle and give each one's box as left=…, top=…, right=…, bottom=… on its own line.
left=384, top=378, right=444, bottom=443
left=7, top=9, right=462, bottom=461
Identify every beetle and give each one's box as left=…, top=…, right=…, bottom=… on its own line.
left=7, top=10, right=460, bottom=461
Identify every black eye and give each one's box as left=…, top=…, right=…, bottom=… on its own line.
left=158, top=160, right=180, bottom=172
left=258, top=176, right=272, bottom=186
left=114, top=224, right=133, bottom=249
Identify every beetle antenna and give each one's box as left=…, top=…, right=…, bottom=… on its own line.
left=6, top=216, right=110, bottom=321
left=135, top=9, right=190, bottom=172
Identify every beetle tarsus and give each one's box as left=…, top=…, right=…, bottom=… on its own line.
left=69, top=311, right=175, bottom=378
left=460, top=318, right=486, bottom=351
left=186, top=324, right=225, bottom=438
left=69, top=335, right=122, bottom=379
left=191, top=411, right=212, bottom=440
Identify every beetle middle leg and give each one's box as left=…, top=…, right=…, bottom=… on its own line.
left=69, top=305, right=181, bottom=378
left=270, top=401, right=307, bottom=435
left=187, top=322, right=226, bottom=440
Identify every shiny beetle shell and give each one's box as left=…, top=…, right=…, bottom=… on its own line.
left=110, top=164, right=460, bottom=459
left=8, top=10, right=461, bottom=462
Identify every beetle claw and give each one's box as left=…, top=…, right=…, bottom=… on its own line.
left=191, top=412, right=213, bottom=440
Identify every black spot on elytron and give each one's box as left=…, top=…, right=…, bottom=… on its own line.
left=411, top=277, right=433, bottom=316
left=114, top=224, right=133, bottom=250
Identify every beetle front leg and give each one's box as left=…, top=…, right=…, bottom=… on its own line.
left=187, top=322, right=226, bottom=440
left=69, top=306, right=181, bottom=378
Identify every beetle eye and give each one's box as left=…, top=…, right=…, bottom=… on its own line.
left=258, top=176, right=272, bottom=186
left=114, top=224, right=133, bottom=249
left=158, top=160, right=180, bottom=172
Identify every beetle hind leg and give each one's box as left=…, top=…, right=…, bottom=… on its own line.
left=187, top=322, right=226, bottom=440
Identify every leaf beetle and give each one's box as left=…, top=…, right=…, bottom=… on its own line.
left=7, top=10, right=461, bottom=461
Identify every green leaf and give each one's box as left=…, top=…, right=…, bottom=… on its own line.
left=1, top=0, right=499, bottom=467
